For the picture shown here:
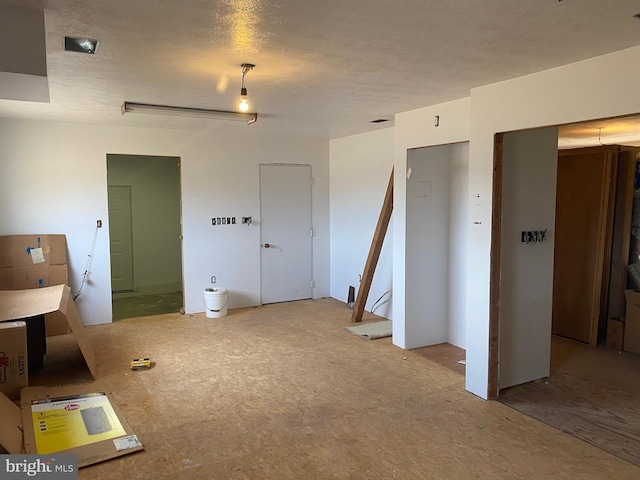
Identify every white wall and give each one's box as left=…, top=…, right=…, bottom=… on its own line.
left=393, top=98, right=472, bottom=348
left=0, top=119, right=329, bottom=325
left=405, top=143, right=468, bottom=349
left=499, top=128, right=558, bottom=389
left=448, top=147, right=469, bottom=347
left=329, top=128, right=394, bottom=318
left=465, top=44, right=640, bottom=398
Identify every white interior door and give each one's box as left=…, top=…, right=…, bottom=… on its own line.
left=108, top=185, right=134, bottom=292
left=260, top=164, right=313, bottom=304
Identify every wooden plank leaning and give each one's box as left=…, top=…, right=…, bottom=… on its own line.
left=352, top=167, right=394, bottom=322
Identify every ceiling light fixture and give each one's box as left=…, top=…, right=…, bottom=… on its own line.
left=239, top=63, right=255, bottom=112
left=64, top=36, right=99, bottom=54
left=121, top=102, right=257, bottom=124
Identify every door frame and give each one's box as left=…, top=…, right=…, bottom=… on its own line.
left=488, top=122, right=639, bottom=399
left=488, top=133, right=503, bottom=400
left=106, top=154, right=185, bottom=313
left=107, top=184, right=135, bottom=292
left=258, top=162, right=314, bottom=305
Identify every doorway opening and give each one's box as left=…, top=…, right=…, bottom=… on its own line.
left=106, top=154, right=184, bottom=320
left=490, top=114, right=640, bottom=467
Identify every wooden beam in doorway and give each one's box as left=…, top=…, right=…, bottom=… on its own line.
left=488, top=133, right=503, bottom=400
left=352, top=168, right=394, bottom=322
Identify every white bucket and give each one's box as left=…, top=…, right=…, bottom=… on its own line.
left=203, top=287, right=228, bottom=318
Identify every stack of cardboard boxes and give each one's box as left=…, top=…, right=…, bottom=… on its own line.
left=0, top=238, right=145, bottom=464
left=0, top=234, right=70, bottom=401
left=0, top=235, right=68, bottom=290
left=0, top=234, right=70, bottom=337
left=0, top=284, right=144, bottom=465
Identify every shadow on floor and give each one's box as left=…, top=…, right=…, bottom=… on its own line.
left=112, top=292, right=183, bottom=321
left=411, top=342, right=466, bottom=376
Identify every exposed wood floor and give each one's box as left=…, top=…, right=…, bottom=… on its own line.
left=112, top=292, right=183, bottom=321
left=500, top=336, right=640, bottom=468
left=29, top=300, right=640, bottom=479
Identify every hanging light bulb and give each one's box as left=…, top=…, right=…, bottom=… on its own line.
left=238, top=63, right=254, bottom=112
left=239, top=87, right=249, bottom=112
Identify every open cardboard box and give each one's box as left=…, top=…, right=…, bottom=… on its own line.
left=0, top=382, right=143, bottom=467
left=0, top=285, right=143, bottom=466
left=0, top=234, right=71, bottom=337
left=0, top=284, right=96, bottom=379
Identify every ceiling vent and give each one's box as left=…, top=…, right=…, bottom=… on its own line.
left=370, top=118, right=390, bottom=124
left=64, top=36, right=99, bottom=54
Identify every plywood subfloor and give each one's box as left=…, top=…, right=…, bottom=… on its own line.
left=111, top=292, right=183, bottom=321
left=500, top=336, right=640, bottom=468
left=31, top=300, right=640, bottom=479
left=411, top=342, right=466, bottom=376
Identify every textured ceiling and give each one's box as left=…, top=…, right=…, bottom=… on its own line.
left=1, top=0, right=640, bottom=139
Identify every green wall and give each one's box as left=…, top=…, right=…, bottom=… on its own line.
left=107, top=154, right=182, bottom=295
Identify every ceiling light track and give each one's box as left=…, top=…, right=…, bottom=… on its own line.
left=121, top=102, right=257, bottom=124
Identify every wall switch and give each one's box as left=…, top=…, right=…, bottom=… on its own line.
left=521, top=229, right=547, bottom=244
left=97, top=220, right=102, bottom=228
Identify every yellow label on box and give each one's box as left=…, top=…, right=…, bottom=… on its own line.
left=31, top=392, right=126, bottom=454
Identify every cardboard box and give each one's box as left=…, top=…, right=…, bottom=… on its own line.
left=45, top=310, right=71, bottom=337
left=0, top=235, right=67, bottom=268
left=0, top=382, right=144, bottom=466
left=0, top=387, right=23, bottom=454
left=0, top=286, right=103, bottom=460
left=0, top=236, right=69, bottom=338
left=624, top=290, right=640, bottom=355
left=20, top=383, right=144, bottom=466
left=0, top=321, right=28, bottom=400
left=0, top=264, right=68, bottom=290
left=0, top=285, right=96, bottom=379
left=0, top=265, right=70, bottom=336
left=606, top=318, right=625, bottom=350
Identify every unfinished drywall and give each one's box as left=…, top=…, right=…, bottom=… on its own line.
left=0, top=120, right=329, bottom=325
left=329, top=128, right=394, bottom=319
left=499, top=127, right=558, bottom=389
left=405, top=143, right=468, bottom=349
left=107, top=154, right=182, bottom=296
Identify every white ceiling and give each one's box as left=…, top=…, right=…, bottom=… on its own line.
left=2, top=0, right=640, bottom=140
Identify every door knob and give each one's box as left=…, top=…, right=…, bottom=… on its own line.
left=264, top=243, right=270, bottom=248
